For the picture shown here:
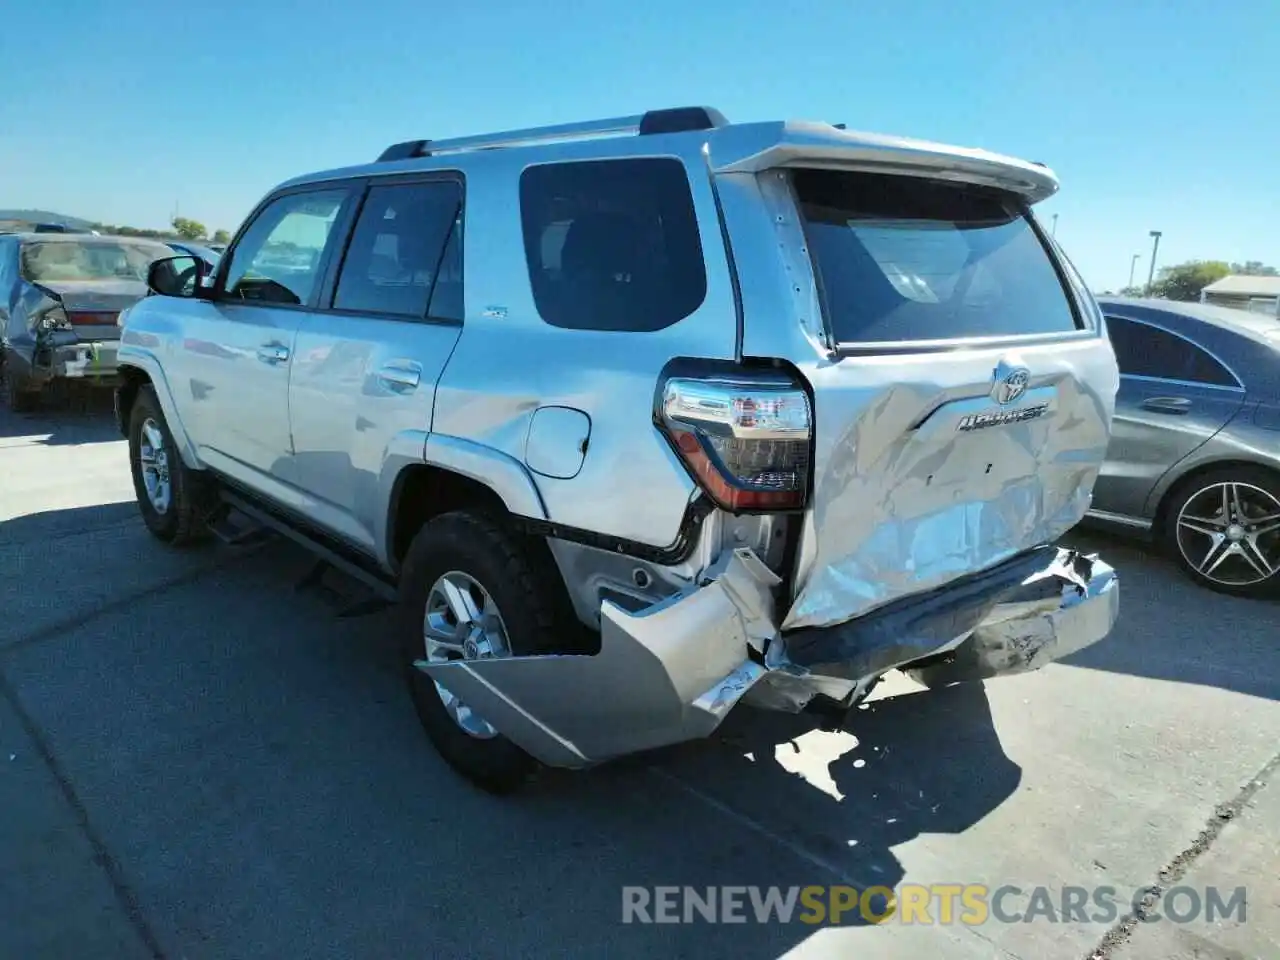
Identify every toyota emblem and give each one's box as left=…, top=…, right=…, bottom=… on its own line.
left=991, top=362, right=1031, bottom=405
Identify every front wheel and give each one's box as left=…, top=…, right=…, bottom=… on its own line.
left=1162, top=466, right=1280, bottom=598
left=398, top=510, right=578, bottom=794
left=127, top=385, right=212, bottom=545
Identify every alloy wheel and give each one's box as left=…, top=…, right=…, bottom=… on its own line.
left=138, top=418, right=172, bottom=514
left=1175, top=481, right=1280, bottom=587
left=422, top=571, right=512, bottom=738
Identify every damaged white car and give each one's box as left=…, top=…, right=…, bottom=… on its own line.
left=114, top=106, right=1120, bottom=792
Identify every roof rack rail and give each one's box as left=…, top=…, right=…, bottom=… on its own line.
left=375, top=106, right=728, bottom=162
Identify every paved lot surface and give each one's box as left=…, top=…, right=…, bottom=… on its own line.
left=2, top=394, right=1277, bottom=959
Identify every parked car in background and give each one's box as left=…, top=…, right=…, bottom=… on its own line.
left=165, top=240, right=221, bottom=273
left=0, top=233, right=182, bottom=411
left=1087, top=297, right=1280, bottom=596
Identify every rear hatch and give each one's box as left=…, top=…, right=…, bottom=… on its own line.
left=729, top=155, right=1118, bottom=633
left=35, top=280, right=146, bottom=341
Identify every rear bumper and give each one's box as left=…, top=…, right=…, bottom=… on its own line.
left=48, top=340, right=120, bottom=382
left=419, top=545, right=1119, bottom=769
left=6, top=338, right=120, bottom=387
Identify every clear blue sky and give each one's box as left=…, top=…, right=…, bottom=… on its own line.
left=2, top=0, right=1276, bottom=292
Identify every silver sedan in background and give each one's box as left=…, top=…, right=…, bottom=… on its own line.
left=1086, top=297, right=1280, bottom=596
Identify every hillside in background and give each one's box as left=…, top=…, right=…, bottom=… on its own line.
left=0, top=209, right=95, bottom=230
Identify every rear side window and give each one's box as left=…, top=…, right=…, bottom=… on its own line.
left=793, top=169, right=1080, bottom=344
left=519, top=158, right=707, bottom=332
left=1104, top=315, right=1238, bottom=387
left=333, top=180, right=464, bottom=321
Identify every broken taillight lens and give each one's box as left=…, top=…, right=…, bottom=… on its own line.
left=659, top=374, right=812, bottom=512
left=34, top=306, right=72, bottom=332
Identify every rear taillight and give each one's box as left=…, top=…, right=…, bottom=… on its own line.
left=68, top=311, right=119, bottom=326
left=34, top=306, right=71, bottom=332
left=658, top=373, right=812, bottom=512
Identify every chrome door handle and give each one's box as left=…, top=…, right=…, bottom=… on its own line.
left=256, top=343, right=290, bottom=364
left=377, top=363, right=421, bottom=389
left=1142, top=396, right=1191, bottom=415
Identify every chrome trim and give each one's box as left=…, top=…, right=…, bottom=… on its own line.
left=1119, top=373, right=1245, bottom=394
left=1083, top=508, right=1153, bottom=532
left=832, top=327, right=1102, bottom=357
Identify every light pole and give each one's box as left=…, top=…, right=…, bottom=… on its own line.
left=1145, top=231, right=1162, bottom=296
left=1129, top=254, right=1141, bottom=289
left=1051, top=213, right=1058, bottom=237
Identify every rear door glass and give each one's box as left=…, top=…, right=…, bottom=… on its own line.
left=793, top=169, right=1080, bottom=344
left=1104, top=315, right=1238, bottom=387
left=332, top=180, right=463, bottom=321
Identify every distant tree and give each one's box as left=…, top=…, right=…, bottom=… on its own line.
left=212, top=229, right=231, bottom=244
left=1148, top=260, right=1231, bottom=302
left=1229, top=260, right=1278, bottom=277
left=1117, top=286, right=1144, bottom=297
left=171, top=217, right=208, bottom=240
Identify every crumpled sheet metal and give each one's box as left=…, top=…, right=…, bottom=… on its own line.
left=906, top=552, right=1119, bottom=686
left=783, top=365, right=1115, bottom=633
left=417, top=548, right=780, bottom=768
left=783, top=545, right=1058, bottom=682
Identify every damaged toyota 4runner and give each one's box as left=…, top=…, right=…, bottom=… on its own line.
left=115, top=106, right=1121, bottom=792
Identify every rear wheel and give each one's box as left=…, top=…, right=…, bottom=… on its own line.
left=1162, top=466, right=1280, bottom=598
left=398, top=510, right=577, bottom=794
left=127, top=385, right=212, bottom=545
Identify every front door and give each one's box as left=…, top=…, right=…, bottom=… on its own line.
left=183, top=187, right=354, bottom=495
left=287, top=177, right=465, bottom=555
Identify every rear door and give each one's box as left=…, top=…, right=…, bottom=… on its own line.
left=738, top=168, right=1119, bottom=632
left=1092, top=314, right=1244, bottom=517
left=287, top=176, right=465, bottom=554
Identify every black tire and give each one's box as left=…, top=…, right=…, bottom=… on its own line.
left=127, top=385, right=213, bottom=545
left=1160, top=465, right=1280, bottom=599
left=398, top=510, right=577, bottom=794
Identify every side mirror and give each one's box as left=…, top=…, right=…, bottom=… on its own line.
left=146, top=255, right=209, bottom=298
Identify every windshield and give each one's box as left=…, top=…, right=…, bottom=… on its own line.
left=794, top=169, right=1081, bottom=344
left=20, top=240, right=168, bottom=283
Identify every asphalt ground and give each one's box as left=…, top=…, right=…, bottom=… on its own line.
left=1, top=391, right=1276, bottom=959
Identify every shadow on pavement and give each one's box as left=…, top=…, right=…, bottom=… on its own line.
left=0, top=501, right=139, bottom=543
left=0, top=385, right=119, bottom=445
left=1061, top=526, right=1279, bottom=701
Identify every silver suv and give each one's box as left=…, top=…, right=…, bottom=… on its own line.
left=115, top=106, right=1121, bottom=793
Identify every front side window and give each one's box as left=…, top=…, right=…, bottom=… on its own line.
left=20, top=239, right=170, bottom=283
left=794, top=169, right=1080, bottom=344
left=519, top=158, right=707, bottom=332
left=1104, top=315, right=1237, bottom=387
left=222, top=190, right=347, bottom=306
left=332, top=180, right=463, bottom=320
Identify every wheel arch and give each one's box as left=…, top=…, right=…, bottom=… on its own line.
left=115, top=357, right=202, bottom=470
left=1152, top=457, right=1280, bottom=538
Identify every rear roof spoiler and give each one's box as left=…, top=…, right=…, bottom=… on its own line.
left=707, top=121, right=1060, bottom=203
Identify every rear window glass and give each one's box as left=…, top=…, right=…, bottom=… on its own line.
left=793, top=169, right=1079, bottom=344
left=519, top=158, right=707, bottom=332
left=21, top=240, right=169, bottom=283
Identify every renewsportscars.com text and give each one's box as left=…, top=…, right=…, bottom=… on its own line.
left=621, top=884, right=1247, bottom=926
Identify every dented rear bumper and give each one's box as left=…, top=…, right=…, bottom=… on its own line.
left=418, top=545, right=1118, bottom=769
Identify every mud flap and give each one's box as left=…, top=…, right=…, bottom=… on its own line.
left=416, top=549, right=781, bottom=768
